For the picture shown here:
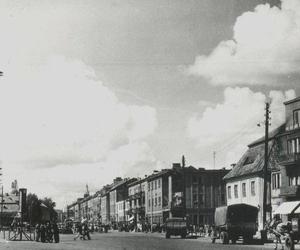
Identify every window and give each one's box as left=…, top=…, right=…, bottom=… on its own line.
left=227, top=186, right=231, bottom=199
left=251, top=181, right=256, bottom=196
left=148, top=183, right=150, bottom=191
left=294, top=110, right=300, bottom=128
left=234, top=184, right=238, bottom=198
left=289, top=175, right=299, bottom=186
left=155, top=197, right=157, bottom=206
left=158, top=179, right=161, bottom=188
left=151, top=182, right=153, bottom=190
left=242, top=183, right=246, bottom=197
left=148, top=199, right=151, bottom=207
left=154, top=180, right=157, bottom=189
left=158, top=197, right=161, bottom=206
left=272, top=173, right=281, bottom=189
left=288, top=138, right=300, bottom=154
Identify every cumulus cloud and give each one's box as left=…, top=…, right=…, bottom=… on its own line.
left=0, top=57, right=157, bottom=207
left=187, top=87, right=296, bottom=166
left=188, top=0, right=300, bottom=85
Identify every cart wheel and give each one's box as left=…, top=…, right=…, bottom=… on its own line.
left=211, top=237, right=216, bottom=243
left=220, top=231, right=229, bottom=244
left=285, top=235, right=295, bottom=250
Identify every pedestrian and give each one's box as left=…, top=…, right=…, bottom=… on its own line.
left=74, top=223, right=83, bottom=240
left=46, top=222, right=53, bottom=243
left=83, top=223, right=91, bottom=240
left=40, top=223, right=46, bottom=243
left=35, top=223, right=41, bottom=242
left=53, top=223, right=60, bottom=243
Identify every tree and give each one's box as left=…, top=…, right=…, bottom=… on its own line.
left=26, top=193, right=42, bottom=225
left=40, top=197, right=57, bottom=221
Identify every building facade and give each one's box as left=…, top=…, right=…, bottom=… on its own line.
left=184, top=167, right=229, bottom=226
left=223, top=132, right=282, bottom=230
left=127, top=178, right=146, bottom=225
left=277, top=97, right=300, bottom=203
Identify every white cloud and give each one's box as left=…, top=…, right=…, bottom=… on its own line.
left=188, top=0, right=300, bottom=85
left=0, top=56, right=158, bottom=208
left=187, top=87, right=296, bottom=166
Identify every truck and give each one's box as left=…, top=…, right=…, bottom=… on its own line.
left=211, top=204, right=258, bottom=244
left=165, top=217, right=187, bottom=239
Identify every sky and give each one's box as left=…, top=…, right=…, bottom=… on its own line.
left=0, top=0, right=299, bottom=209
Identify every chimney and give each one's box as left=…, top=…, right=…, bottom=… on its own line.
left=113, top=177, right=122, bottom=184
left=172, top=163, right=181, bottom=170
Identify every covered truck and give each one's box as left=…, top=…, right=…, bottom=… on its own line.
left=212, top=204, right=258, bottom=244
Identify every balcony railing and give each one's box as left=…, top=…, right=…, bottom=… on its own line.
left=278, top=153, right=300, bottom=166
left=280, top=185, right=300, bottom=197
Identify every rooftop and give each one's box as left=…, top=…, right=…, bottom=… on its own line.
left=223, top=141, right=280, bottom=180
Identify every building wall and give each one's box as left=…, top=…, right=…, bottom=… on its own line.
left=185, top=170, right=227, bottom=226
left=109, top=190, right=117, bottom=223
left=100, top=194, right=110, bottom=224
left=116, top=200, right=126, bottom=222
left=145, top=176, right=165, bottom=224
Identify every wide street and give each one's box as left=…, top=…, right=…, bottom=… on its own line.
left=0, top=231, right=295, bottom=250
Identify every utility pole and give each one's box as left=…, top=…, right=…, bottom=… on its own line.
left=182, top=155, right=186, bottom=219
left=263, top=102, right=271, bottom=233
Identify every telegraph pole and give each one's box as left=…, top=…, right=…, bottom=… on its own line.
left=263, top=102, right=271, bottom=232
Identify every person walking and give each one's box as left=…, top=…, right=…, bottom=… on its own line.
left=35, top=224, right=41, bottom=242
left=83, top=223, right=91, bottom=240
left=74, top=223, right=83, bottom=240
left=53, top=223, right=60, bottom=243
left=40, top=224, right=46, bottom=243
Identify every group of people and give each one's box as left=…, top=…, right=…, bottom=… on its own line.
left=73, top=221, right=91, bottom=240
left=35, top=222, right=60, bottom=243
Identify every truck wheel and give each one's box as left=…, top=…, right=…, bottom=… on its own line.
left=285, top=235, right=295, bottom=250
left=220, top=232, right=229, bottom=244
left=165, top=233, right=170, bottom=239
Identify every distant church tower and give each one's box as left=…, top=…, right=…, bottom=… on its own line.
left=181, top=155, right=186, bottom=168
left=84, top=184, right=89, bottom=198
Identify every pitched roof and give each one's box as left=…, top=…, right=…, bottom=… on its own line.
left=223, top=140, right=281, bottom=180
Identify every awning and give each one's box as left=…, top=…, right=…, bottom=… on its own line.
left=293, top=204, right=300, bottom=214
left=273, top=201, right=300, bottom=215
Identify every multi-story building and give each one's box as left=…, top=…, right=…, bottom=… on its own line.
left=277, top=97, right=300, bottom=200
left=223, top=126, right=283, bottom=230
left=108, top=177, right=136, bottom=225
left=184, top=166, right=229, bottom=226
left=145, top=162, right=191, bottom=226
left=127, top=178, right=147, bottom=225
left=100, top=187, right=110, bottom=225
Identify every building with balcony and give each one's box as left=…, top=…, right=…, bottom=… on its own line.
left=108, top=177, right=137, bottom=225
left=126, top=178, right=146, bottom=226
left=277, top=97, right=300, bottom=202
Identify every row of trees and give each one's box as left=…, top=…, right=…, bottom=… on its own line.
left=25, top=193, right=57, bottom=225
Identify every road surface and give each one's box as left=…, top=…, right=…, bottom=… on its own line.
left=0, top=231, right=294, bottom=250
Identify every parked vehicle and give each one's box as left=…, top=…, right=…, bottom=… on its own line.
left=211, top=204, right=258, bottom=244
left=165, top=217, right=187, bottom=239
